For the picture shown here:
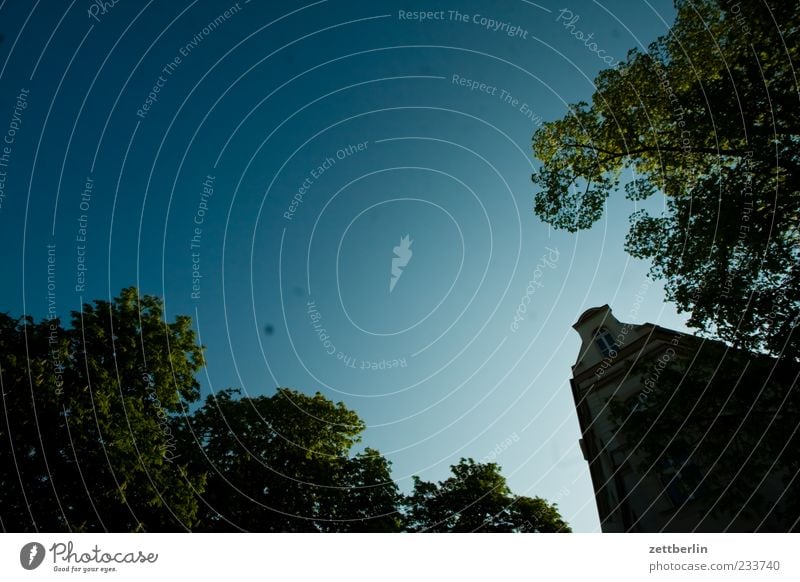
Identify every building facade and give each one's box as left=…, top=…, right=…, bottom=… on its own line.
left=570, top=305, right=797, bottom=532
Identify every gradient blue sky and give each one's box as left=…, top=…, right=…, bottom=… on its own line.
left=0, top=0, right=687, bottom=532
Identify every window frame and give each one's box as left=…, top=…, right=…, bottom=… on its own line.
left=595, top=327, right=617, bottom=357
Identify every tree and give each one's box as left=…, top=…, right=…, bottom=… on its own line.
left=531, top=0, right=800, bottom=360
left=179, top=388, right=403, bottom=532
left=0, top=288, right=206, bottom=532
left=2, top=289, right=567, bottom=533
left=0, top=313, right=69, bottom=531
left=404, top=458, right=571, bottom=532
left=607, top=344, right=800, bottom=531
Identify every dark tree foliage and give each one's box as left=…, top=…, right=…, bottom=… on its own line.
left=1, top=289, right=571, bottom=532
left=0, top=288, right=205, bottom=532
left=532, top=0, right=800, bottom=360
left=177, top=388, right=403, bottom=532
left=405, top=458, right=571, bottom=532
left=608, top=345, right=800, bottom=531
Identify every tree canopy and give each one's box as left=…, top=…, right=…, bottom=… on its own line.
left=0, top=288, right=205, bottom=532
left=178, top=387, right=402, bottom=532
left=405, top=458, right=571, bottom=532
left=532, top=0, right=799, bottom=360
left=0, top=288, right=570, bottom=533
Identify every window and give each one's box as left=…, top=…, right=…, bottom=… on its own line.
left=595, top=327, right=617, bottom=357
left=657, top=452, right=703, bottom=506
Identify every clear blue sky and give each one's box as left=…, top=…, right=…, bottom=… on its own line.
left=0, top=0, right=684, bottom=531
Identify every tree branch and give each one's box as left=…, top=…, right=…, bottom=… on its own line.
left=564, top=141, right=745, bottom=158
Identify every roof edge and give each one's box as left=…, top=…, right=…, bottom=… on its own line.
left=573, top=304, right=611, bottom=329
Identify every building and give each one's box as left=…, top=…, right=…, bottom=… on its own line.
left=570, top=305, right=798, bottom=532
